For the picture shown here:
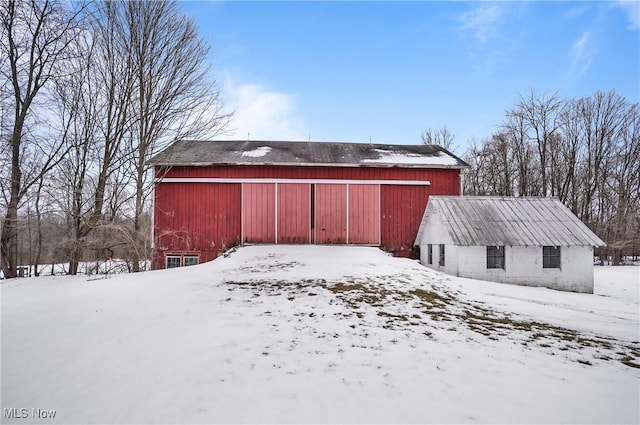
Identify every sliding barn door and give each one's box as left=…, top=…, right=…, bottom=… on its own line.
left=314, top=184, right=347, bottom=244
left=277, top=183, right=311, bottom=243
left=242, top=183, right=275, bottom=243
left=348, top=184, right=380, bottom=244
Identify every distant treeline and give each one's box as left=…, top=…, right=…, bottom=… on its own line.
left=463, top=90, right=639, bottom=264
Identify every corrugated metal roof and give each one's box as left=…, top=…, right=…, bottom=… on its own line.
left=414, top=196, right=605, bottom=247
left=149, top=140, right=469, bottom=169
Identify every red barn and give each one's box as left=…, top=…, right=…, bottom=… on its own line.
left=149, top=140, right=468, bottom=269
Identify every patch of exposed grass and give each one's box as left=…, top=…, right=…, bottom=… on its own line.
left=224, top=276, right=639, bottom=368
left=410, top=288, right=453, bottom=307
left=377, top=311, right=409, bottom=321
left=620, top=356, right=640, bottom=369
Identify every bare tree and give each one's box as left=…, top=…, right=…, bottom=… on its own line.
left=465, top=89, right=639, bottom=262
left=421, top=125, right=457, bottom=152
left=0, top=0, right=83, bottom=278
left=123, top=0, right=231, bottom=271
left=508, top=89, right=563, bottom=196
left=60, top=1, right=137, bottom=275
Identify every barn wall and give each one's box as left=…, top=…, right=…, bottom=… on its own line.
left=153, top=182, right=241, bottom=269
left=153, top=165, right=462, bottom=267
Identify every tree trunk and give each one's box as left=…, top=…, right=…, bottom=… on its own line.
left=69, top=242, right=81, bottom=276
left=131, top=160, right=144, bottom=273
left=1, top=119, right=25, bottom=279
left=33, top=179, right=44, bottom=276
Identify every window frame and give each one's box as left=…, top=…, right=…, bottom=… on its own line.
left=166, top=255, right=182, bottom=269
left=486, top=246, right=505, bottom=269
left=166, top=253, right=200, bottom=269
left=427, top=244, right=433, bottom=264
left=543, top=246, right=561, bottom=269
left=439, top=244, right=445, bottom=267
left=183, top=255, right=199, bottom=267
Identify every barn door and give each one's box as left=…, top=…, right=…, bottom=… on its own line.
left=348, top=184, right=380, bottom=244
left=381, top=185, right=429, bottom=254
left=314, top=184, right=347, bottom=244
left=277, top=183, right=311, bottom=243
left=242, top=183, right=275, bottom=243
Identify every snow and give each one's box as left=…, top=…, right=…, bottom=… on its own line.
left=362, top=149, right=460, bottom=166
left=241, top=146, right=271, bottom=158
left=2, top=245, right=639, bottom=424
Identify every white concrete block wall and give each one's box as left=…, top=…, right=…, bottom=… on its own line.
left=419, top=244, right=595, bottom=293
left=420, top=244, right=459, bottom=276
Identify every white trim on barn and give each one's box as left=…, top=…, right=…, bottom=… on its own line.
left=156, top=177, right=431, bottom=186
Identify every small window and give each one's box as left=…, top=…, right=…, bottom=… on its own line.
left=184, top=255, right=199, bottom=267
left=487, top=246, right=505, bottom=269
left=166, top=255, right=181, bottom=269
left=427, top=244, right=433, bottom=264
left=543, top=246, right=561, bottom=268
left=439, top=244, right=445, bottom=267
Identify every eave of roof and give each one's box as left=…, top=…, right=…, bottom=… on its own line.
left=149, top=140, right=470, bottom=169
left=415, top=196, right=606, bottom=247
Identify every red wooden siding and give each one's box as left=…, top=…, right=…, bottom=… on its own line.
left=348, top=184, right=380, bottom=244
left=153, top=182, right=241, bottom=269
left=315, top=184, right=347, bottom=244
left=380, top=185, right=430, bottom=256
left=153, top=164, right=462, bottom=267
left=158, top=164, right=461, bottom=184
left=277, top=183, right=311, bottom=243
left=242, top=183, right=276, bottom=243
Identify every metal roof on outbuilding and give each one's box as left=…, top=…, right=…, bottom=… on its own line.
left=149, top=140, right=469, bottom=169
left=414, top=196, right=605, bottom=247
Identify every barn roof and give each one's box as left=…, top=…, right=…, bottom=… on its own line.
left=414, top=196, right=605, bottom=247
left=149, top=140, right=468, bottom=168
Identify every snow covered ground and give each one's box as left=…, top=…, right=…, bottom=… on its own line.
left=2, top=245, right=638, bottom=424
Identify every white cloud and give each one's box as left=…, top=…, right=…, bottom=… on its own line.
left=219, top=77, right=308, bottom=141
left=616, top=1, right=640, bottom=30
left=570, top=32, right=595, bottom=78
left=458, top=3, right=505, bottom=44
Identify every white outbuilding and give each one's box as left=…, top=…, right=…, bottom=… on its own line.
left=414, top=196, right=606, bottom=293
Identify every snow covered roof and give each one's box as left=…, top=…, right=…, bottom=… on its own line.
left=149, top=140, right=468, bottom=169
left=415, top=196, right=606, bottom=247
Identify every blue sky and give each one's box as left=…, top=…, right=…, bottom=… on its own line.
left=179, top=1, right=639, bottom=154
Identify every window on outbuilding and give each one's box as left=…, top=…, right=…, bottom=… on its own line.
left=427, top=244, right=433, bottom=264
left=166, top=255, right=181, bottom=269
left=439, top=244, right=445, bottom=267
left=487, top=246, right=505, bottom=269
left=543, top=246, right=561, bottom=268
